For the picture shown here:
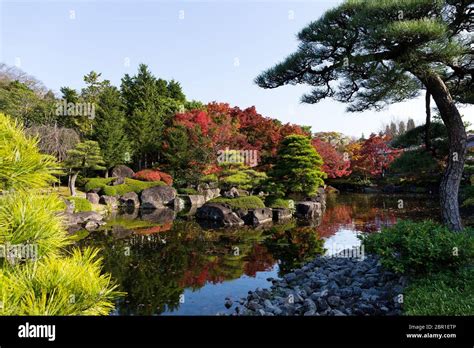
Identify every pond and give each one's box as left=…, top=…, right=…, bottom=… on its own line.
left=77, top=193, right=440, bottom=315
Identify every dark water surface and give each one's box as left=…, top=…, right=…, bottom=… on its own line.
left=77, top=193, right=439, bottom=315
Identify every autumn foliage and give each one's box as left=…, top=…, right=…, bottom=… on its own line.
left=133, top=168, right=173, bottom=185
left=312, top=138, right=351, bottom=178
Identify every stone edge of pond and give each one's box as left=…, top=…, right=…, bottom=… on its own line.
left=222, top=252, right=406, bottom=316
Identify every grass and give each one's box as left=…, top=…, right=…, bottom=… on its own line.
left=404, top=267, right=474, bottom=315
left=178, top=188, right=199, bottom=195
left=210, top=195, right=265, bottom=210
left=84, top=177, right=116, bottom=192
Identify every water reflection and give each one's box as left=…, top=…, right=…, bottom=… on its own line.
left=77, top=193, right=439, bottom=315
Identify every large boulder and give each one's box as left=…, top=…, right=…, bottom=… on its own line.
left=196, top=203, right=244, bottom=227
left=86, top=192, right=100, bottom=204
left=295, top=201, right=322, bottom=220
left=140, top=186, right=177, bottom=209
left=119, top=192, right=140, bottom=208
left=243, top=208, right=273, bottom=225
left=110, top=165, right=134, bottom=179
left=308, top=188, right=327, bottom=211
left=272, top=208, right=293, bottom=222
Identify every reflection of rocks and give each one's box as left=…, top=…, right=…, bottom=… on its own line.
left=140, top=186, right=177, bottom=209
left=295, top=201, right=322, bottom=220
left=110, top=225, right=134, bottom=239
left=196, top=203, right=244, bottom=227
left=140, top=208, right=176, bottom=224
left=272, top=208, right=292, bottom=222
left=235, top=254, right=405, bottom=316
left=243, top=208, right=273, bottom=226
left=62, top=211, right=105, bottom=233
left=119, top=192, right=140, bottom=208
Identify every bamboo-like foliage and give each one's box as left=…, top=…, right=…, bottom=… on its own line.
left=0, top=113, right=61, bottom=191
left=0, top=112, right=123, bottom=315
left=0, top=248, right=123, bottom=315
left=0, top=191, right=70, bottom=260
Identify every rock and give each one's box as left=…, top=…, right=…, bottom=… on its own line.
left=327, top=296, right=341, bottom=307
left=99, top=195, right=118, bottom=207
left=222, top=187, right=240, bottom=198
left=110, top=165, right=134, bottom=179
left=243, top=208, right=273, bottom=225
left=237, top=189, right=249, bottom=196
left=112, top=177, right=125, bottom=186
left=196, top=203, right=244, bottom=227
left=199, top=188, right=220, bottom=202
left=83, top=220, right=105, bottom=231
left=224, top=299, right=233, bottom=309
left=272, top=208, right=293, bottom=221
left=140, top=186, right=177, bottom=209
left=173, top=196, right=187, bottom=211
left=119, top=192, right=140, bottom=208
left=284, top=272, right=297, bottom=282
left=63, top=198, right=75, bottom=214
left=63, top=211, right=103, bottom=226
left=188, top=194, right=206, bottom=207
left=316, top=297, right=329, bottom=311
left=295, top=201, right=322, bottom=219
left=86, top=192, right=100, bottom=204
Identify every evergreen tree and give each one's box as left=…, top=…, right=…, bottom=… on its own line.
left=407, top=118, right=416, bottom=131
left=64, top=141, right=105, bottom=196
left=92, top=86, right=130, bottom=175
left=268, top=134, right=326, bottom=197
left=399, top=121, right=406, bottom=135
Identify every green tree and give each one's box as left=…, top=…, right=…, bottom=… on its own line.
left=256, top=0, right=472, bottom=231
left=268, top=134, right=326, bottom=197
left=64, top=141, right=105, bottom=196
left=92, top=86, right=130, bottom=176
left=121, top=64, right=185, bottom=169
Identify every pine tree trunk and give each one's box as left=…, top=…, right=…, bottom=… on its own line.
left=425, top=91, right=431, bottom=152
left=419, top=72, right=467, bottom=231
left=105, top=169, right=109, bottom=178
left=69, top=172, right=78, bottom=197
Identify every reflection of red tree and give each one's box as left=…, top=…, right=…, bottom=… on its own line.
left=135, top=222, right=173, bottom=235
left=318, top=205, right=353, bottom=237
left=179, top=254, right=226, bottom=288
left=243, top=244, right=275, bottom=277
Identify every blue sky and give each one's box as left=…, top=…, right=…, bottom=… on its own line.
left=1, top=0, right=472, bottom=137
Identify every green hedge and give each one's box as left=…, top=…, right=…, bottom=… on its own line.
left=83, top=177, right=165, bottom=196
left=360, top=220, right=473, bottom=274
left=210, top=196, right=265, bottom=210
left=265, top=196, right=294, bottom=209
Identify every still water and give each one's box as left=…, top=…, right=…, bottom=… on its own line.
left=77, top=193, right=439, bottom=315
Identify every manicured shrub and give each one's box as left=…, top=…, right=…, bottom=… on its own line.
left=360, top=220, right=473, bottom=274
left=84, top=177, right=115, bottom=192
left=200, top=173, right=218, bottom=184
left=218, top=168, right=267, bottom=192
left=67, top=197, right=93, bottom=212
left=133, top=168, right=173, bottom=185
left=404, top=268, right=474, bottom=315
left=210, top=196, right=265, bottom=210
left=265, top=196, right=294, bottom=209
left=102, top=178, right=164, bottom=196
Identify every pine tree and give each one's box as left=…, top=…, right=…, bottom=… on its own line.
left=64, top=141, right=105, bottom=196
left=268, top=134, right=326, bottom=197
left=93, top=86, right=130, bottom=175
left=407, top=118, right=416, bottom=131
